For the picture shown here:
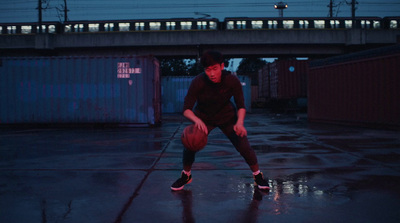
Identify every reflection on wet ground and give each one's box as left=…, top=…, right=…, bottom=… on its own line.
left=0, top=112, right=399, bottom=222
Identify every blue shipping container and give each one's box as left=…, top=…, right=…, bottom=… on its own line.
left=0, top=56, right=161, bottom=125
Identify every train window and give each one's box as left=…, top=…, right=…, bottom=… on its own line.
left=330, top=20, right=340, bottom=29
left=105, top=23, right=114, bottom=31
left=74, top=24, right=84, bottom=32
left=209, top=21, right=217, bottom=29
left=181, top=22, right=192, bottom=30
left=299, top=20, right=309, bottom=29
left=48, top=25, right=56, bottom=33
left=390, top=20, right=398, bottom=29
left=236, top=21, right=246, bottom=29
left=7, top=26, right=16, bottom=34
left=283, top=20, right=294, bottom=29
left=251, top=21, right=263, bottom=29
left=197, top=21, right=207, bottom=30
left=21, top=26, right=32, bottom=34
left=268, top=20, right=278, bottom=29
left=36, top=25, right=47, bottom=33
left=361, top=20, right=371, bottom=29
left=65, top=24, right=72, bottom=32
left=166, top=22, right=176, bottom=30
left=135, top=22, right=144, bottom=31
left=345, top=20, right=352, bottom=28
left=314, top=20, right=325, bottom=29
left=373, top=21, right=380, bottom=29
left=0, top=26, right=2, bottom=34
left=119, top=23, right=130, bottom=31
left=89, top=24, right=99, bottom=32
left=150, top=22, right=161, bottom=30
left=227, top=21, right=234, bottom=29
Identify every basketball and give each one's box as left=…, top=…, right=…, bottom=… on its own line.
left=181, top=124, right=208, bottom=152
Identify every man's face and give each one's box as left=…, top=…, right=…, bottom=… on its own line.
left=205, top=63, right=224, bottom=83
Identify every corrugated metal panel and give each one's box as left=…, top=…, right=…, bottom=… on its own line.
left=258, top=64, right=270, bottom=98
left=161, top=75, right=252, bottom=113
left=308, top=47, right=400, bottom=128
left=269, top=60, right=309, bottom=99
left=0, top=56, right=160, bottom=125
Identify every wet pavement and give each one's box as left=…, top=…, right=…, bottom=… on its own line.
left=1, top=110, right=400, bottom=223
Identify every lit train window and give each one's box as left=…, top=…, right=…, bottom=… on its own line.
left=361, top=20, right=371, bottom=29
left=65, top=24, right=72, bottom=32
left=181, top=22, right=192, bottom=30
left=7, top=26, right=16, bottom=34
left=36, top=25, right=47, bottom=33
left=227, top=21, right=234, bottom=29
left=390, top=20, right=398, bottom=29
left=283, top=20, right=294, bottom=29
left=150, top=22, right=161, bottom=30
left=89, top=24, right=99, bottom=32
left=330, top=20, right=340, bottom=28
left=251, top=21, right=263, bottom=29
left=105, top=23, right=114, bottom=31
left=0, top=26, right=2, bottom=34
left=314, top=20, right=325, bottom=29
left=197, top=21, right=207, bottom=30
left=299, top=20, right=309, bottom=29
left=236, top=21, right=246, bottom=29
left=119, top=23, right=130, bottom=31
left=21, top=25, right=32, bottom=34
left=209, top=21, right=217, bottom=29
left=48, top=25, right=56, bottom=33
left=166, top=22, right=176, bottom=30
left=135, top=22, right=144, bottom=31
left=74, top=24, right=84, bottom=32
left=345, top=20, right=352, bottom=28
left=373, top=21, right=380, bottom=29
left=268, top=20, right=278, bottom=29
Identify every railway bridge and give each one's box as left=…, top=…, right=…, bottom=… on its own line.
left=1, top=29, right=399, bottom=58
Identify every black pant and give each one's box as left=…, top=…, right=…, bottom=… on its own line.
left=182, top=121, right=258, bottom=168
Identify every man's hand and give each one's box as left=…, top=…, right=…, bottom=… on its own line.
left=183, top=109, right=208, bottom=135
left=234, top=123, right=247, bottom=137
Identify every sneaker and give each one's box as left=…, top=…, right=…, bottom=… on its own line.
left=171, top=171, right=192, bottom=191
left=254, top=172, right=270, bottom=190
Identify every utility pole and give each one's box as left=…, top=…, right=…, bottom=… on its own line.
left=38, top=0, right=43, bottom=33
left=347, top=0, right=358, bottom=28
left=329, top=0, right=333, bottom=18
left=64, top=0, right=69, bottom=22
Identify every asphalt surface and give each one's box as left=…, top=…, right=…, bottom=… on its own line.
left=1, top=111, right=399, bottom=223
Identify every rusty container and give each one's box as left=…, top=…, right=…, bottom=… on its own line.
left=308, top=45, right=400, bottom=128
left=0, top=56, right=161, bottom=126
left=269, top=60, right=309, bottom=99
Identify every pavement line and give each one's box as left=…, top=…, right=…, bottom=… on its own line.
left=114, top=123, right=182, bottom=223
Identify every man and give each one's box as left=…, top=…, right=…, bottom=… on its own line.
left=171, top=51, right=269, bottom=191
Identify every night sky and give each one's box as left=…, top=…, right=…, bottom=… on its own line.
left=1, top=0, right=399, bottom=23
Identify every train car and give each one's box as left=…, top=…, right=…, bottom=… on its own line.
left=223, top=17, right=383, bottom=30
left=0, top=21, right=61, bottom=35
left=383, top=16, right=400, bottom=29
left=61, top=18, right=219, bottom=33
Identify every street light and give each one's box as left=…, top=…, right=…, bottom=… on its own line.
left=274, top=1, right=288, bottom=17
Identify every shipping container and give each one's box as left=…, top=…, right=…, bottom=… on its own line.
left=161, top=75, right=252, bottom=113
left=258, top=63, right=270, bottom=98
left=308, top=45, right=400, bottom=128
left=0, top=56, right=161, bottom=126
left=269, top=60, right=308, bottom=99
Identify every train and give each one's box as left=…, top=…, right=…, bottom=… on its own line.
left=1, top=16, right=399, bottom=35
